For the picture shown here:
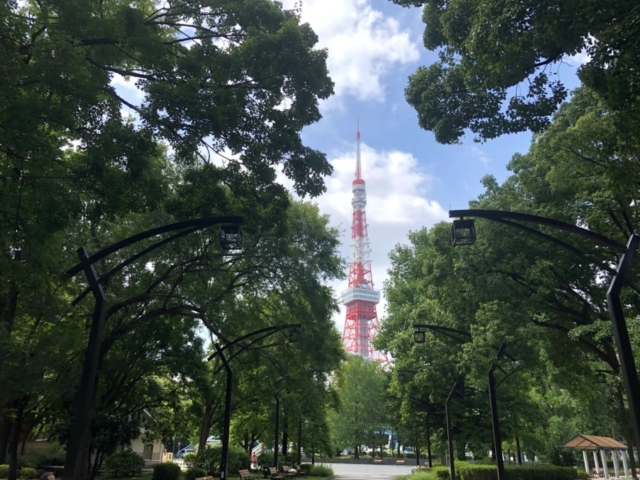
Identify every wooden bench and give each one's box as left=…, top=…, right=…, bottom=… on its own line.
left=269, top=467, right=284, bottom=480
left=396, top=460, right=405, bottom=465
left=239, top=470, right=255, bottom=480
left=373, top=459, right=382, bottom=464
left=283, top=466, right=297, bottom=478
left=295, top=465, right=308, bottom=477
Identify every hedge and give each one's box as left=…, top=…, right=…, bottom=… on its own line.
left=428, top=464, right=579, bottom=480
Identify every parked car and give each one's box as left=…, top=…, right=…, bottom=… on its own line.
left=176, top=445, right=196, bottom=458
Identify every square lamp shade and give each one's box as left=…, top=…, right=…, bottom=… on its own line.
left=414, top=330, right=426, bottom=344
left=451, top=219, right=476, bottom=246
left=219, top=225, right=244, bottom=250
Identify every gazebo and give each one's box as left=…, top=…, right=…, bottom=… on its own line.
left=563, top=435, right=630, bottom=478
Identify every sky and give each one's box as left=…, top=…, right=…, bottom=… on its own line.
left=275, top=0, right=587, bottom=336
left=111, top=0, right=588, bottom=341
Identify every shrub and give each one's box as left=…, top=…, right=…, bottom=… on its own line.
left=308, top=465, right=333, bottom=477
left=184, top=467, right=207, bottom=480
left=19, top=467, right=38, bottom=479
left=409, top=472, right=438, bottom=480
left=0, top=464, right=9, bottom=478
left=434, top=466, right=451, bottom=480
left=458, top=465, right=495, bottom=480
left=153, top=462, right=181, bottom=480
left=256, top=452, right=271, bottom=468
left=191, top=445, right=250, bottom=475
left=105, top=450, right=145, bottom=477
left=18, top=455, right=43, bottom=468
left=184, top=453, right=198, bottom=470
left=504, top=465, right=577, bottom=480
left=435, top=464, right=579, bottom=480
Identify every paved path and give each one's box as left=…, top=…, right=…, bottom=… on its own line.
left=324, top=462, right=415, bottom=479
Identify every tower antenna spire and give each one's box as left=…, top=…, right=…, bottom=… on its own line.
left=356, top=118, right=361, bottom=180
left=341, top=122, right=389, bottom=364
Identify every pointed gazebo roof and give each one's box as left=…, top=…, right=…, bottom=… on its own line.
left=563, top=434, right=628, bottom=450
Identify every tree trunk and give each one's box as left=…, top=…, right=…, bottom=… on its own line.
left=0, top=416, right=12, bottom=464
left=198, top=399, right=213, bottom=456
left=8, top=400, right=25, bottom=480
left=1, top=282, right=19, bottom=335
left=282, top=418, right=288, bottom=459
left=516, top=436, right=522, bottom=465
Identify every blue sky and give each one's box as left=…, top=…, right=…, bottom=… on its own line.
left=276, top=0, right=588, bottom=334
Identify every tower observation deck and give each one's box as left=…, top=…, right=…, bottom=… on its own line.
left=341, top=123, right=388, bottom=363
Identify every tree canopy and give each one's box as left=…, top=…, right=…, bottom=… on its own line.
left=393, top=0, right=640, bottom=143
left=376, top=87, right=640, bottom=462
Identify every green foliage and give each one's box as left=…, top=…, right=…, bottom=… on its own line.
left=105, top=450, right=145, bottom=478
left=396, top=0, right=640, bottom=143
left=1, top=0, right=341, bottom=470
left=0, top=465, right=8, bottom=478
left=408, top=472, right=438, bottom=480
left=192, top=446, right=249, bottom=475
left=307, top=465, right=333, bottom=477
left=504, top=466, right=578, bottom=480
left=256, top=452, right=271, bottom=468
left=184, top=468, right=207, bottom=480
left=328, top=356, right=387, bottom=456
left=434, top=467, right=451, bottom=480
left=18, top=468, right=38, bottom=479
left=431, top=464, right=579, bottom=480
left=152, top=462, right=181, bottom=480
left=183, top=454, right=198, bottom=470
left=17, top=455, right=42, bottom=468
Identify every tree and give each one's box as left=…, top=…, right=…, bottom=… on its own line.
left=1, top=0, right=336, bottom=477
left=392, top=0, right=640, bottom=143
left=329, top=356, right=387, bottom=458
left=376, top=88, right=640, bottom=460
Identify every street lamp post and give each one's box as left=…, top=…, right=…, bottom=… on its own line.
left=425, top=412, right=432, bottom=468
left=274, top=393, right=280, bottom=468
left=488, top=343, right=507, bottom=480
left=64, top=217, right=243, bottom=480
left=449, top=209, right=640, bottom=461
left=207, top=324, right=300, bottom=480
left=445, top=381, right=459, bottom=480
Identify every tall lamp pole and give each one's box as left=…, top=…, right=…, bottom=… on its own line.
left=488, top=343, right=507, bottom=480
left=208, top=324, right=300, bottom=480
left=450, top=208, right=640, bottom=464
left=445, top=381, right=459, bottom=480
left=63, top=217, right=243, bottom=480
left=274, top=393, right=281, bottom=468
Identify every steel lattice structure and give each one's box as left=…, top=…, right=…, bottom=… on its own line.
left=341, top=123, right=389, bottom=364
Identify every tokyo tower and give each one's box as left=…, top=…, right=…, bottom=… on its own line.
left=341, top=123, right=388, bottom=363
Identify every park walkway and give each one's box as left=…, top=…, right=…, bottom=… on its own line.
left=326, top=462, right=415, bottom=480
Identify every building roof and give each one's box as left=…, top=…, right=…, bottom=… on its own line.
left=563, top=435, right=628, bottom=450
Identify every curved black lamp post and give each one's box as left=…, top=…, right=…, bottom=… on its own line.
left=449, top=208, right=640, bottom=461
left=413, top=324, right=515, bottom=480
left=207, top=324, right=300, bottom=480
left=63, top=216, right=243, bottom=480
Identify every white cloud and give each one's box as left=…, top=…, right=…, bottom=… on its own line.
left=279, top=141, right=448, bottom=334
left=566, top=49, right=591, bottom=67
left=281, top=0, right=420, bottom=105
left=470, top=145, right=491, bottom=166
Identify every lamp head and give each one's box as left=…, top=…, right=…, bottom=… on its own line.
left=219, top=225, right=244, bottom=250
left=451, top=218, right=476, bottom=246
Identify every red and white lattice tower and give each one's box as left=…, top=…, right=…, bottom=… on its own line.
left=341, top=123, right=389, bottom=364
